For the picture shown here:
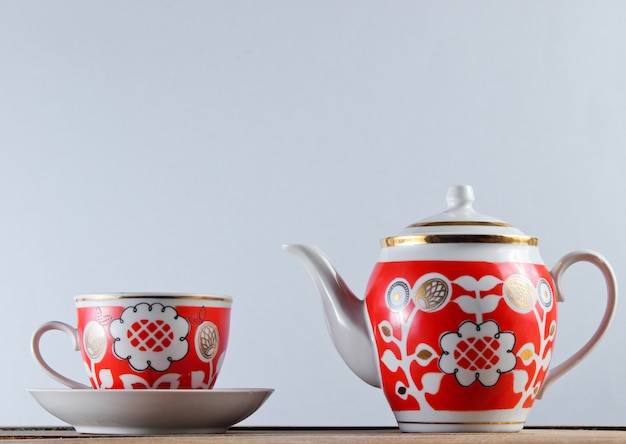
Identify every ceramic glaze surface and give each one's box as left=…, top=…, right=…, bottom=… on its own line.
left=77, top=302, right=230, bottom=389
left=365, top=260, right=556, bottom=431
left=28, top=388, right=273, bottom=434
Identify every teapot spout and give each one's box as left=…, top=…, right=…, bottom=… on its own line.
left=283, top=244, right=381, bottom=388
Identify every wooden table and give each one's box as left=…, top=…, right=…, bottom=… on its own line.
left=2, top=427, right=626, bottom=443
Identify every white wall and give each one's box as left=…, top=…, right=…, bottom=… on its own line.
left=1, top=0, right=625, bottom=428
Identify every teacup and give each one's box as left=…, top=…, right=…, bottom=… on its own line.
left=32, top=293, right=232, bottom=390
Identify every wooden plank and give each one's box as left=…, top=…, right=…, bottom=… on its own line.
left=2, top=427, right=626, bottom=443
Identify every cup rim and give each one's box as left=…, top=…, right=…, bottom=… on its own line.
left=74, top=292, right=233, bottom=303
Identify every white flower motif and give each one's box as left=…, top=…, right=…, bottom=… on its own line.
left=414, top=273, right=451, bottom=312
left=503, top=275, right=536, bottom=313
left=83, top=321, right=106, bottom=363
left=381, top=349, right=401, bottom=372
left=537, top=278, right=554, bottom=309
left=110, top=303, right=190, bottom=372
left=98, top=369, right=114, bottom=389
left=439, top=320, right=516, bottom=387
left=385, top=279, right=411, bottom=312
left=453, top=275, right=501, bottom=292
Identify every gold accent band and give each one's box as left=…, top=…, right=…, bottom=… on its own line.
left=407, top=221, right=513, bottom=228
left=75, top=293, right=233, bottom=303
left=382, top=234, right=539, bottom=247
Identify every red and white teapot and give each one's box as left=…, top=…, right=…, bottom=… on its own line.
left=284, top=185, right=617, bottom=433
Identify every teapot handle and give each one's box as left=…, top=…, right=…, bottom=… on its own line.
left=537, top=250, right=617, bottom=399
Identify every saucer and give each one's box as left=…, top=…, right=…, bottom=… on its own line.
left=28, top=388, right=273, bottom=435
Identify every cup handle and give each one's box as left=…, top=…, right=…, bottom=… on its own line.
left=537, top=250, right=617, bottom=399
left=31, top=321, right=91, bottom=389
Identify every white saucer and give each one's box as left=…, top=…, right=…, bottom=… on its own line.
left=28, top=388, right=273, bottom=435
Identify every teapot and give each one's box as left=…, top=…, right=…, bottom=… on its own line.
left=284, top=185, right=617, bottom=433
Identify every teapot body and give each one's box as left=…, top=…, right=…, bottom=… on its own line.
left=284, top=185, right=617, bottom=433
left=364, top=244, right=557, bottom=432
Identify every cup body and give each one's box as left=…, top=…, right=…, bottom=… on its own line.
left=34, top=293, right=232, bottom=390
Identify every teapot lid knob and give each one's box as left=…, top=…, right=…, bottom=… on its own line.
left=446, top=185, right=475, bottom=211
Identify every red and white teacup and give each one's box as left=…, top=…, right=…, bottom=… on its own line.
left=32, top=293, right=232, bottom=389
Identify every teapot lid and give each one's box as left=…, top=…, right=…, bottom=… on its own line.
left=382, top=185, right=538, bottom=247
